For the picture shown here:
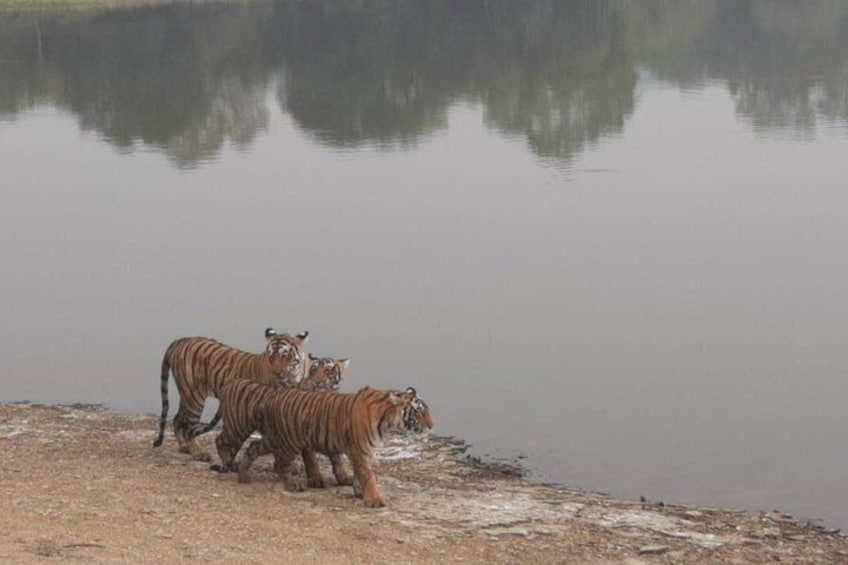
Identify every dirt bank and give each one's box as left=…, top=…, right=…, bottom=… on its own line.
left=1, top=403, right=846, bottom=563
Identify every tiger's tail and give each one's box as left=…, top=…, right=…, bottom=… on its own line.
left=152, top=341, right=176, bottom=447
left=207, top=409, right=222, bottom=430
left=188, top=408, right=221, bottom=438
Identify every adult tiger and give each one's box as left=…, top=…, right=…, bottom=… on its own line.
left=236, top=386, right=433, bottom=507
left=152, top=327, right=309, bottom=461
left=211, top=355, right=352, bottom=485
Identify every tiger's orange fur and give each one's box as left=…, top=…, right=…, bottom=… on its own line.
left=212, top=356, right=351, bottom=486
left=299, top=354, right=350, bottom=393
left=237, top=386, right=432, bottom=507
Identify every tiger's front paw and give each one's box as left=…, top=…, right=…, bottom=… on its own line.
left=364, top=497, right=385, bottom=508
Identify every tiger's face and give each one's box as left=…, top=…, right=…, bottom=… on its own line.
left=386, top=387, right=433, bottom=435
left=299, top=355, right=350, bottom=392
left=265, top=327, right=309, bottom=385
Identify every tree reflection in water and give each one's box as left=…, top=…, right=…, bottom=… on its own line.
left=1, top=0, right=847, bottom=167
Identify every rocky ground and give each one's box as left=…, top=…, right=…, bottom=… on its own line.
left=1, top=403, right=846, bottom=564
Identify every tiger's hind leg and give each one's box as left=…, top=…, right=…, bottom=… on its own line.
left=300, top=449, right=325, bottom=489
left=276, top=457, right=306, bottom=492
left=330, top=454, right=353, bottom=486
left=272, top=451, right=306, bottom=492
left=238, top=437, right=271, bottom=484
left=238, top=438, right=303, bottom=492
left=212, top=427, right=245, bottom=473
left=172, top=409, right=192, bottom=454
left=173, top=404, right=211, bottom=462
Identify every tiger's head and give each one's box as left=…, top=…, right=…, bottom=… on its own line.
left=385, top=387, right=433, bottom=436
left=298, top=354, right=350, bottom=392
left=265, top=327, right=309, bottom=385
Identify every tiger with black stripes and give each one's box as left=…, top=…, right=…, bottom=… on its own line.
left=236, top=386, right=432, bottom=507
left=198, top=352, right=349, bottom=438
left=152, top=327, right=309, bottom=461
left=211, top=355, right=351, bottom=485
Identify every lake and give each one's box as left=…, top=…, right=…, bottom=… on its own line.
left=2, top=0, right=848, bottom=529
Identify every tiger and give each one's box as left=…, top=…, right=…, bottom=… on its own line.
left=210, top=355, right=351, bottom=486
left=236, top=386, right=433, bottom=507
left=299, top=354, right=350, bottom=392
left=152, top=327, right=309, bottom=461
left=200, top=352, right=349, bottom=436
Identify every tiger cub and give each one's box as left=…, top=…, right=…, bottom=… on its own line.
left=153, top=327, right=308, bottom=461
left=237, top=386, right=433, bottom=507
left=299, top=354, right=350, bottom=392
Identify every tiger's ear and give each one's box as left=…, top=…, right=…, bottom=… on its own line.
left=405, top=387, right=417, bottom=397
left=296, top=330, right=309, bottom=344
left=308, top=353, right=317, bottom=361
left=265, top=327, right=277, bottom=339
left=338, top=359, right=350, bottom=373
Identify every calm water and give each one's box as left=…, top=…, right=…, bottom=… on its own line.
left=2, top=1, right=848, bottom=528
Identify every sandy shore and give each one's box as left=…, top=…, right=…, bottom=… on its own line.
left=1, top=403, right=846, bottom=563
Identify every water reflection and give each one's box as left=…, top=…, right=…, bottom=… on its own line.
left=1, top=0, right=848, bottom=163
left=268, top=1, right=452, bottom=148
left=0, top=4, right=274, bottom=167
left=639, top=1, right=848, bottom=136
